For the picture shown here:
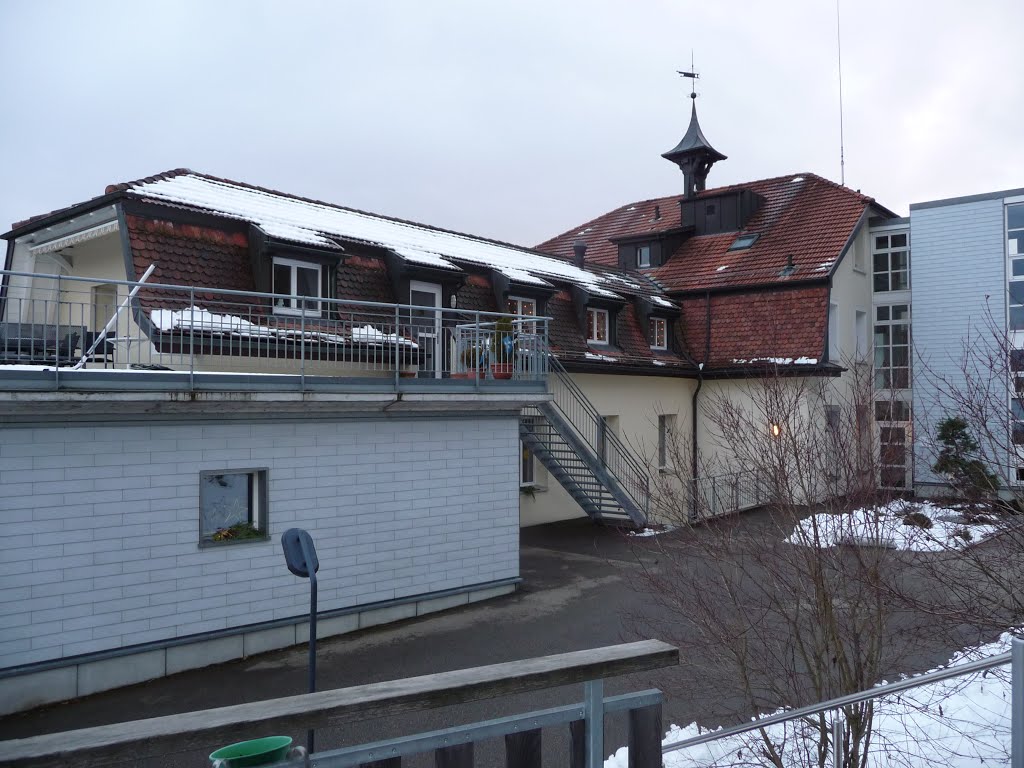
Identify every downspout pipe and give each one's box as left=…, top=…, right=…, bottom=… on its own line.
left=691, top=290, right=712, bottom=521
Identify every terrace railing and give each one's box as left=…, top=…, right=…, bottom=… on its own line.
left=661, top=636, right=1023, bottom=768
left=0, top=640, right=679, bottom=768
left=690, top=471, right=766, bottom=521
left=0, top=270, right=548, bottom=391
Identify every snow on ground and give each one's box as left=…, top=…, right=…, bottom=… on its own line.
left=628, top=526, right=677, bottom=538
left=606, top=633, right=1015, bottom=768
left=786, top=500, right=999, bottom=552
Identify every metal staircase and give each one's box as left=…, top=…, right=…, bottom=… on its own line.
left=521, top=356, right=650, bottom=527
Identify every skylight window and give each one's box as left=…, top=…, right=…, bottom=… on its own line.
left=728, top=233, right=759, bottom=251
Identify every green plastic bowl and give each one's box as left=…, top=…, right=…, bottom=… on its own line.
left=209, top=736, right=293, bottom=767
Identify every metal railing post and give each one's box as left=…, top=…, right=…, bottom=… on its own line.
left=394, top=305, right=400, bottom=390
left=300, top=309, right=306, bottom=392
left=1013, top=636, right=1024, bottom=768
left=474, top=311, right=480, bottom=392
left=584, top=679, right=604, bottom=768
left=54, top=274, right=61, bottom=391
left=189, top=287, right=195, bottom=391
left=832, top=709, right=844, bottom=768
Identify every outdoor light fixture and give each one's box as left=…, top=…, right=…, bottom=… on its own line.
left=282, top=528, right=320, bottom=754
left=770, top=423, right=782, bottom=438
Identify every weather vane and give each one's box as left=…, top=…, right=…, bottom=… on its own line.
left=677, top=51, right=699, bottom=100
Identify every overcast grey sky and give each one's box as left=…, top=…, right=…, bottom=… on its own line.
left=1, top=0, right=1021, bottom=247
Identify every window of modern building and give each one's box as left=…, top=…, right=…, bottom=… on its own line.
left=1008, top=203, right=1024, bottom=270
left=199, top=469, right=269, bottom=546
left=649, top=317, right=667, bottom=350
left=1010, top=283, right=1024, bottom=331
left=874, top=400, right=911, bottom=422
left=273, top=257, right=322, bottom=315
left=587, top=308, right=609, bottom=344
left=872, top=233, right=910, bottom=292
left=636, top=245, right=651, bottom=269
left=874, top=304, right=911, bottom=390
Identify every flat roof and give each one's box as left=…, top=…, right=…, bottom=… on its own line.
left=910, top=186, right=1024, bottom=211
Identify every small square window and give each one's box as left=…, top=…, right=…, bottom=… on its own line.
left=649, top=317, right=667, bottom=350
left=200, top=469, right=268, bottom=546
left=587, top=308, right=609, bottom=344
left=636, top=245, right=651, bottom=269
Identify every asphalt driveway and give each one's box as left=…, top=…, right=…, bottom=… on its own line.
left=0, top=513, right=1001, bottom=767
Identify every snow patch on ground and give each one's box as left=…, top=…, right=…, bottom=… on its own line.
left=787, top=500, right=999, bottom=552
left=628, top=526, right=676, bottom=538
left=606, top=632, right=1015, bottom=768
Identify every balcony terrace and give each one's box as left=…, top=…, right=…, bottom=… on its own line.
left=0, top=270, right=548, bottom=397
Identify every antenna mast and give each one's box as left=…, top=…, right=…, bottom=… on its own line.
left=836, top=0, right=846, bottom=186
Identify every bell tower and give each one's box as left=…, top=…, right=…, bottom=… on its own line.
left=661, top=69, right=726, bottom=199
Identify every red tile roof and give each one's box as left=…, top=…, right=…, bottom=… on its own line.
left=535, top=172, right=877, bottom=293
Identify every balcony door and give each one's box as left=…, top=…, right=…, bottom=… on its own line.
left=409, top=281, right=442, bottom=378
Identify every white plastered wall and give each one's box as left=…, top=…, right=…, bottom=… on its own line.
left=519, top=372, right=695, bottom=526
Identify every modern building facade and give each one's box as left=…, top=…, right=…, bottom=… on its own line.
left=908, top=186, right=1024, bottom=493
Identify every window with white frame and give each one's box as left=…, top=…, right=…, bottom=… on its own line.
left=199, top=469, right=268, bottom=546
left=1008, top=205, right=1024, bottom=331
left=649, top=317, right=667, bottom=350
left=1009, top=203, right=1024, bottom=269
left=874, top=304, right=910, bottom=390
left=636, top=245, right=651, bottom=269
left=507, top=296, right=537, bottom=334
left=872, top=232, right=910, bottom=292
left=273, top=257, right=322, bottom=315
left=658, top=414, right=676, bottom=469
left=587, top=308, right=609, bottom=343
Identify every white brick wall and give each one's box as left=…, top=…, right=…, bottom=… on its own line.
left=910, top=198, right=1009, bottom=482
left=0, top=416, right=520, bottom=669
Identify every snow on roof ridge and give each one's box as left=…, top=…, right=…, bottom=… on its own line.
left=127, top=173, right=651, bottom=298
left=138, top=169, right=576, bottom=266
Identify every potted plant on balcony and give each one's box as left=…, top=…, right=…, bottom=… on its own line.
left=490, top=317, right=515, bottom=380
left=453, top=345, right=486, bottom=379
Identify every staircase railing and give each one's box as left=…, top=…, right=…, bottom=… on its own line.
left=544, top=354, right=651, bottom=520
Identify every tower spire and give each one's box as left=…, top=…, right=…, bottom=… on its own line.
left=662, top=64, right=726, bottom=198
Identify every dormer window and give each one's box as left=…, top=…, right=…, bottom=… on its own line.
left=507, top=296, right=538, bottom=334
left=649, top=317, right=667, bottom=350
left=728, top=233, right=759, bottom=251
left=587, top=308, right=609, bottom=344
left=636, top=245, right=651, bottom=269
left=273, top=257, right=322, bottom=315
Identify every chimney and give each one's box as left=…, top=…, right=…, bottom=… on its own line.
left=572, top=239, right=587, bottom=269
left=654, top=205, right=661, bottom=221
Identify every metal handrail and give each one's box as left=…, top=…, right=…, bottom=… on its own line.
left=662, top=646, right=1013, bottom=756
left=0, top=268, right=553, bottom=321
left=546, top=354, right=650, bottom=516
